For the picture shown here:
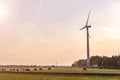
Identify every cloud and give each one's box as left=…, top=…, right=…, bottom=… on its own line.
left=102, top=27, right=120, bottom=39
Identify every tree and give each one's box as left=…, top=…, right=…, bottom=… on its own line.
left=72, top=55, right=120, bottom=69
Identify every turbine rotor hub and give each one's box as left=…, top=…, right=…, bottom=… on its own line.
left=86, top=25, right=91, bottom=28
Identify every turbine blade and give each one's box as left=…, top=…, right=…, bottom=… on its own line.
left=80, top=26, right=86, bottom=31
left=86, top=11, right=91, bottom=26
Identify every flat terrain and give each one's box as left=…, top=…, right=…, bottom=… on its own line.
left=37, top=67, right=120, bottom=73
left=0, top=67, right=120, bottom=80
left=0, top=73, right=120, bottom=80
left=1, top=67, right=120, bottom=73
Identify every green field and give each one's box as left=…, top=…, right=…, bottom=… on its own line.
left=2, top=67, right=120, bottom=73
left=0, top=67, right=120, bottom=80
left=0, top=73, right=119, bottom=80
left=39, top=67, right=120, bottom=73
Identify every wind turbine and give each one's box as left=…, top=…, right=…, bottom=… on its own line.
left=80, top=11, right=91, bottom=67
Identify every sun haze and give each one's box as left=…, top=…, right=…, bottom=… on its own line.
left=0, top=0, right=120, bottom=66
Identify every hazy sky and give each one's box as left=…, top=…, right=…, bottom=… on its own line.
left=0, top=0, right=120, bottom=65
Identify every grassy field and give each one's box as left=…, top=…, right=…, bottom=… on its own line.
left=2, top=67, right=120, bottom=73
left=0, top=67, right=120, bottom=80
left=0, top=73, right=119, bottom=80
left=41, top=67, right=120, bottom=73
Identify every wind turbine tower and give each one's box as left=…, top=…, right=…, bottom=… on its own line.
left=80, top=11, right=91, bottom=67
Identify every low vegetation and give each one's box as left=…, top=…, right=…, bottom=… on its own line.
left=0, top=67, right=119, bottom=80
left=0, top=73, right=119, bottom=80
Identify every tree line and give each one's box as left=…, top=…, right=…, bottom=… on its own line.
left=72, top=55, right=120, bottom=69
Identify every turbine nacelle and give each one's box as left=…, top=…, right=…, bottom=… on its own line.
left=86, top=25, right=91, bottom=28
left=80, top=25, right=91, bottom=31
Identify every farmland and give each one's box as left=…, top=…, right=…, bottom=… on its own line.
left=0, top=73, right=120, bottom=80
left=1, top=67, right=120, bottom=73
left=0, top=67, right=120, bottom=80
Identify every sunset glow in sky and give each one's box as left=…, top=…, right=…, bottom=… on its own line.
left=0, top=0, right=120, bottom=65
